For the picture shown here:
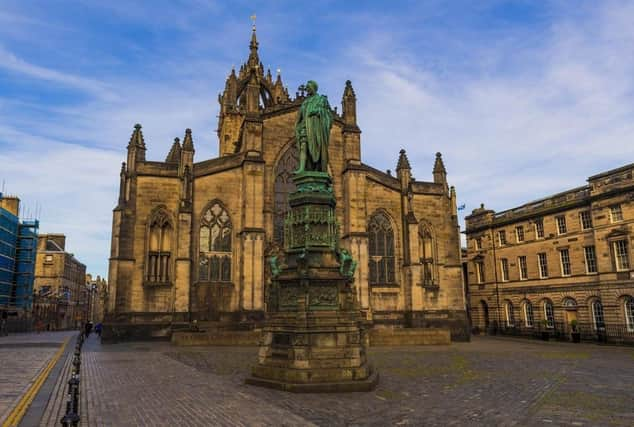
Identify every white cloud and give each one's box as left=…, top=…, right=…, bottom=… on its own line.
left=342, top=0, right=634, bottom=229
left=0, top=45, right=117, bottom=101
left=0, top=126, right=121, bottom=273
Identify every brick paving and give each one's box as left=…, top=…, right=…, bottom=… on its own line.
left=0, top=331, right=74, bottom=424
left=39, top=335, right=634, bottom=426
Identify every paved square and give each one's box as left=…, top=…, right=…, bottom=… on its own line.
left=35, top=335, right=634, bottom=426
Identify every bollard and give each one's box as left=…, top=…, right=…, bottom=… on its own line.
left=60, top=334, right=82, bottom=426
left=67, top=375, right=80, bottom=395
left=60, top=398, right=79, bottom=427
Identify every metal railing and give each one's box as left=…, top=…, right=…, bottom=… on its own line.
left=483, top=321, right=634, bottom=345
left=60, top=332, right=83, bottom=426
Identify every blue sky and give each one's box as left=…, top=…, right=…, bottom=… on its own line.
left=1, top=1, right=634, bottom=278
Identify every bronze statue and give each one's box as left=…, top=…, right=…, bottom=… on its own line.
left=294, top=80, right=333, bottom=174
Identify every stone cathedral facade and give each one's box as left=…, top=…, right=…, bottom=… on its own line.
left=106, top=28, right=469, bottom=340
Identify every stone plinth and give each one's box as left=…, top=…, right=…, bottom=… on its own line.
left=246, top=172, right=377, bottom=392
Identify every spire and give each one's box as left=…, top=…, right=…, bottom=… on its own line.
left=396, top=149, right=411, bottom=171
left=247, top=23, right=260, bottom=69
left=342, top=80, right=357, bottom=127
left=127, top=123, right=146, bottom=150
left=275, top=68, right=282, bottom=84
left=182, top=128, right=194, bottom=151
left=433, top=152, right=446, bottom=174
left=433, top=152, right=447, bottom=186
left=126, top=123, right=146, bottom=164
left=166, top=137, right=182, bottom=163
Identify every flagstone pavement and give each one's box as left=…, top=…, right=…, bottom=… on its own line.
left=7, top=332, right=634, bottom=426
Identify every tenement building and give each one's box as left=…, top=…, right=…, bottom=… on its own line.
left=465, top=163, right=634, bottom=341
left=33, top=234, right=87, bottom=330
left=0, top=193, right=38, bottom=331
left=106, top=27, right=468, bottom=340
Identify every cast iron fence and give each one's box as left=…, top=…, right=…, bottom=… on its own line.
left=479, top=321, right=634, bottom=345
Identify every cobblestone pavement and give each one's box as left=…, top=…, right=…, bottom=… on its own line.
left=44, top=335, right=634, bottom=426
left=0, top=331, right=74, bottom=424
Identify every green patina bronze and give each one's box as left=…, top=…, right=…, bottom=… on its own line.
left=294, top=80, right=333, bottom=174
left=247, top=77, right=375, bottom=393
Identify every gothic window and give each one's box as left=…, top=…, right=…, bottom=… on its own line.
left=368, top=212, right=396, bottom=285
left=199, top=202, right=232, bottom=282
left=146, top=210, right=172, bottom=283
left=274, top=144, right=298, bottom=245
left=419, top=226, right=435, bottom=286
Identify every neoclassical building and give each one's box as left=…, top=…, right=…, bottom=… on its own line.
left=106, top=28, right=468, bottom=340
left=465, top=162, right=634, bottom=342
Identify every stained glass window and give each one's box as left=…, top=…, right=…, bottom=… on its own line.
left=199, top=202, right=232, bottom=282
left=368, top=213, right=396, bottom=285
left=274, top=145, right=299, bottom=245
left=146, top=210, right=172, bottom=283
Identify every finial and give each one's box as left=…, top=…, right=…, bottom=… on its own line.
left=185, top=128, right=192, bottom=134
left=276, top=68, right=281, bottom=75
left=134, top=123, right=142, bottom=130
left=250, top=13, right=256, bottom=30
left=436, top=152, right=442, bottom=158
left=174, top=137, right=180, bottom=143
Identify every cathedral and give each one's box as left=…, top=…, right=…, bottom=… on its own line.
left=106, top=27, right=469, bottom=341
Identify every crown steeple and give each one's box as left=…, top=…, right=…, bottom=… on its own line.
left=247, top=24, right=260, bottom=70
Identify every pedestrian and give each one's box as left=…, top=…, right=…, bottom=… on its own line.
left=0, top=310, right=8, bottom=337
left=95, top=322, right=102, bottom=337
left=84, top=321, right=92, bottom=338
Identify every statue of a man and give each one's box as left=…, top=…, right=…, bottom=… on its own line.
left=295, top=80, right=333, bottom=174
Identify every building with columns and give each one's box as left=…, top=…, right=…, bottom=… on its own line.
left=106, top=27, right=468, bottom=341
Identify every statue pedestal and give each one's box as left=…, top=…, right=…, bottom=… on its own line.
left=245, top=172, right=378, bottom=392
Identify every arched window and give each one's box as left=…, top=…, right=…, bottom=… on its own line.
left=544, top=300, right=555, bottom=328
left=562, top=297, right=577, bottom=310
left=368, top=212, right=396, bottom=285
left=146, top=210, right=172, bottom=283
left=419, top=225, right=435, bottom=286
left=504, top=301, right=515, bottom=327
left=591, top=299, right=605, bottom=330
left=625, top=297, right=634, bottom=332
left=274, top=144, right=298, bottom=245
left=199, top=202, right=232, bottom=282
left=523, top=301, right=534, bottom=327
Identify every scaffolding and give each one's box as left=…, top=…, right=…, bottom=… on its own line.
left=0, top=193, right=39, bottom=311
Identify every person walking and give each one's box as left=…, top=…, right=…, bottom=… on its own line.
left=84, top=321, right=93, bottom=338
